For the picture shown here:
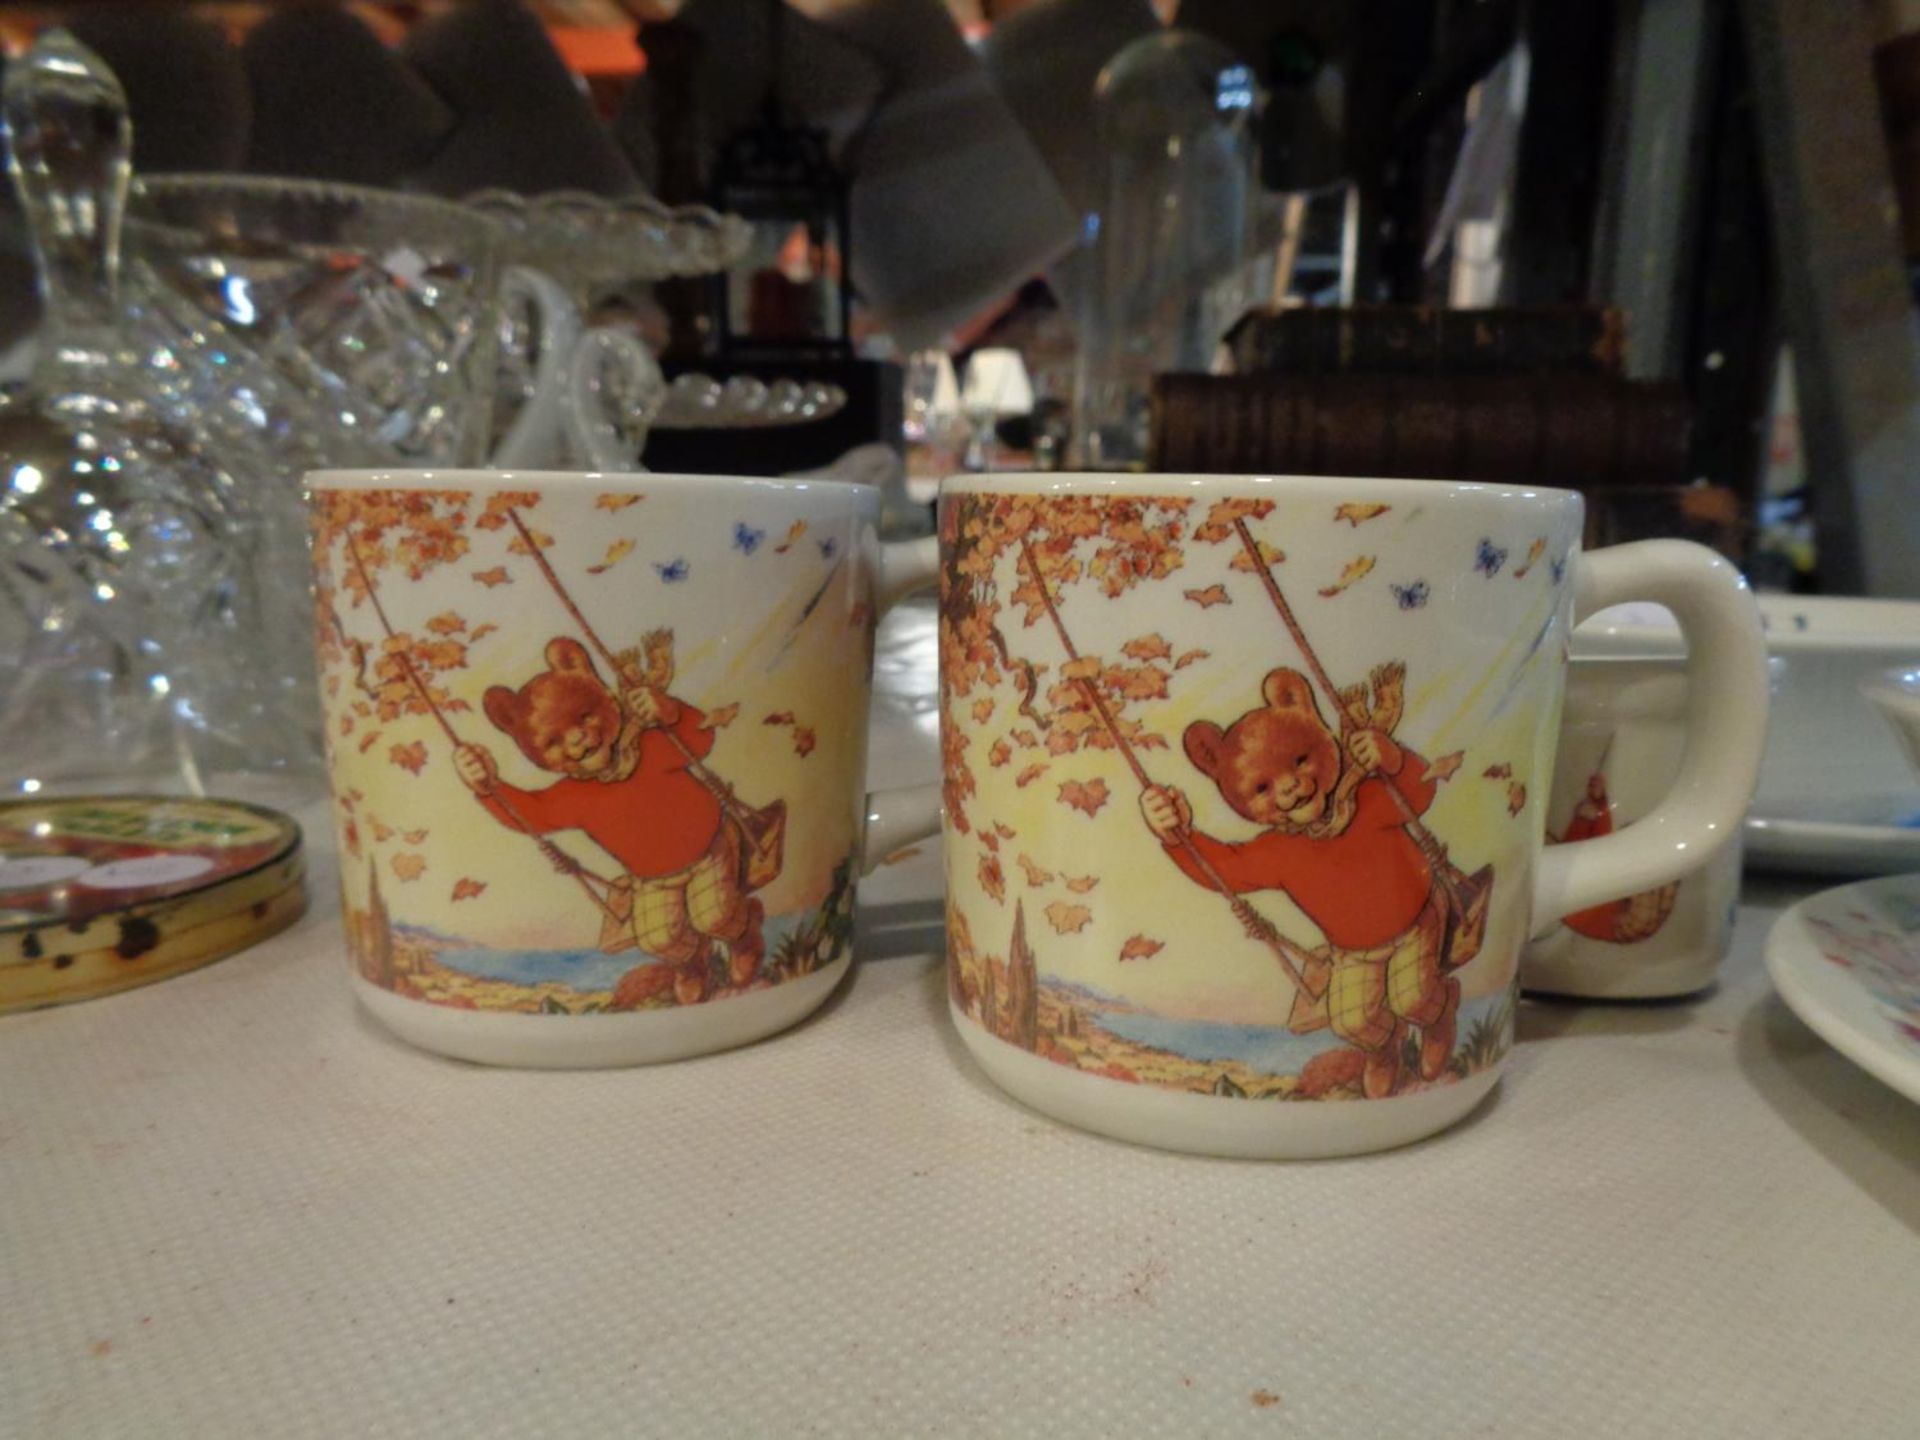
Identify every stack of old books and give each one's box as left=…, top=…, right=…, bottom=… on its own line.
left=1150, top=306, right=1738, bottom=554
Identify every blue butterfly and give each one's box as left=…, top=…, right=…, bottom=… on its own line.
left=1474, top=538, right=1507, bottom=577
left=655, top=558, right=689, bottom=583
left=817, top=537, right=838, bottom=560
left=1390, top=580, right=1430, bottom=610
left=732, top=521, right=765, bottom=555
left=1548, top=554, right=1566, bottom=586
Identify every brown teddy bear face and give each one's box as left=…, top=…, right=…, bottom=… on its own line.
left=1182, top=667, right=1342, bottom=829
left=483, top=638, right=623, bottom=778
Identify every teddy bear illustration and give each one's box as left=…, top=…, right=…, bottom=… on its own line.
left=453, top=637, right=765, bottom=1007
left=1140, top=663, right=1459, bottom=1098
left=1554, top=771, right=1678, bottom=944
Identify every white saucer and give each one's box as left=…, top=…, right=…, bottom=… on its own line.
left=1764, top=873, right=1920, bottom=1103
left=1745, top=793, right=1920, bottom=877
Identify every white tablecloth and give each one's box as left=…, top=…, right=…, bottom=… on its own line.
left=5, top=602, right=1918, bottom=1439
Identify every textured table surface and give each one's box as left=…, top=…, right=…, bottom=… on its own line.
left=5, top=601, right=1918, bottom=1439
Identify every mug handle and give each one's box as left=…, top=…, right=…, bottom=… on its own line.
left=861, top=537, right=944, bottom=872
left=1531, top=540, right=1768, bottom=930
left=490, top=266, right=582, bottom=469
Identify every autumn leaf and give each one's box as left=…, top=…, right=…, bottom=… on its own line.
left=1318, top=555, right=1376, bottom=597
left=702, top=702, right=740, bottom=730
left=338, top=712, right=355, bottom=737
left=342, top=819, right=361, bottom=858
left=1060, top=655, right=1103, bottom=682
left=390, top=852, right=427, bottom=882
left=1064, top=874, right=1099, bottom=894
left=506, top=527, right=554, bottom=556
left=425, top=611, right=466, bottom=636
left=595, top=493, right=643, bottom=511
left=1184, top=584, right=1232, bottom=609
left=1122, top=633, right=1172, bottom=663
left=1010, top=728, right=1039, bottom=749
left=469, top=623, right=499, bottom=644
left=1512, top=537, right=1548, bottom=579
left=1507, top=781, right=1528, bottom=816
left=1104, top=665, right=1169, bottom=702
left=1193, top=496, right=1277, bottom=542
left=1482, top=762, right=1513, bottom=780
left=472, top=566, right=511, bottom=588
left=1016, top=853, right=1055, bottom=888
left=1058, top=777, right=1110, bottom=817
left=357, top=729, right=384, bottom=754
left=764, top=711, right=795, bottom=727
left=1229, top=539, right=1287, bottom=573
left=1422, top=751, right=1465, bottom=784
left=1335, top=502, right=1391, bottom=527
left=586, top=538, right=635, bottom=575
left=1119, top=935, right=1164, bottom=962
left=1044, top=900, right=1093, bottom=935
left=981, top=830, right=1000, bottom=853
left=989, top=738, right=1012, bottom=768
left=403, top=829, right=428, bottom=845
left=978, top=853, right=1006, bottom=904
left=370, top=818, right=394, bottom=843
left=993, top=821, right=1017, bottom=840
left=1015, top=762, right=1049, bottom=789
left=792, top=726, right=817, bottom=758
left=1174, top=648, right=1210, bottom=670
left=773, top=519, right=808, bottom=554
left=389, top=740, right=428, bottom=776
left=451, top=877, right=486, bottom=901
left=971, top=697, right=995, bottom=725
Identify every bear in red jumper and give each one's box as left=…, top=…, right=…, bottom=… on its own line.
left=1140, top=664, right=1458, bottom=1097
left=454, top=638, right=763, bottom=1006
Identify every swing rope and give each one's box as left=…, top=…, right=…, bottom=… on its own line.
left=342, top=532, right=622, bottom=921
left=1228, top=517, right=1468, bottom=909
left=502, top=508, right=760, bottom=833
left=1016, top=537, right=1325, bottom=999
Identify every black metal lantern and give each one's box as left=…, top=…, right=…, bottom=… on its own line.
left=710, top=0, right=852, bottom=362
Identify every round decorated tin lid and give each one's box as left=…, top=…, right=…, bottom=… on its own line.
left=0, top=795, right=306, bottom=1014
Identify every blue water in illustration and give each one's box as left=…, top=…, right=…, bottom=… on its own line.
left=1095, top=992, right=1508, bottom=1073
left=436, top=910, right=815, bottom=992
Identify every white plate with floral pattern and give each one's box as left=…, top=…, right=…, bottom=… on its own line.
left=1765, top=874, right=1920, bottom=1103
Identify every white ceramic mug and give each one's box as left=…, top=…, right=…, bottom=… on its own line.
left=1520, top=658, right=1746, bottom=999
left=307, top=468, right=940, bottom=1067
left=936, top=474, right=1769, bottom=1158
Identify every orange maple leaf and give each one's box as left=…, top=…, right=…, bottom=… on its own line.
left=425, top=611, right=466, bottom=636
left=1184, top=584, right=1232, bottom=609
left=702, top=702, right=740, bottom=730
left=993, top=821, right=1016, bottom=840
left=792, top=726, right=817, bottom=758
left=1121, top=634, right=1172, bottom=663
left=972, top=697, right=995, bottom=725
left=1507, top=781, right=1528, bottom=816
left=773, top=520, right=808, bottom=554
left=390, top=852, right=427, bottom=882
left=469, top=623, right=499, bottom=643
left=1016, top=853, right=1055, bottom=888
left=981, top=830, right=1000, bottom=853
left=595, top=493, right=643, bottom=511
left=1317, top=555, right=1376, bottom=597
left=389, top=740, right=428, bottom=776
left=472, top=566, right=511, bottom=588
left=451, top=877, right=487, bottom=901
left=989, top=738, right=1012, bottom=768
left=1174, top=648, right=1210, bottom=670
left=586, top=538, right=636, bottom=575
left=764, top=711, right=795, bottom=727
left=1193, top=497, right=1277, bottom=543
left=1335, top=502, right=1391, bottom=527
left=1015, top=763, right=1049, bottom=789
left=1229, top=539, right=1287, bottom=573
left=1512, top=537, right=1548, bottom=579
left=370, top=818, right=394, bottom=842
left=1009, top=728, right=1039, bottom=748
left=1422, top=751, right=1465, bottom=783
left=1482, top=762, right=1513, bottom=780
left=403, top=829, right=428, bottom=845
left=506, top=527, right=554, bottom=556
left=357, top=729, right=384, bottom=754
left=978, top=853, right=1006, bottom=904
left=1058, top=777, right=1110, bottom=817
left=1119, top=935, right=1164, bottom=962
left=1064, top=874, right=1099, bottom=894
left=1060, top=655, right=1103, bottom=682
left=1044, top=900, right=1093, bottom=935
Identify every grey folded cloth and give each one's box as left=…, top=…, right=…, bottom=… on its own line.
left=242, top=3, right=454, bottom=187
left=66, top=12, right=250, bottom=172
left=402, top=0, right=639, bottom=197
